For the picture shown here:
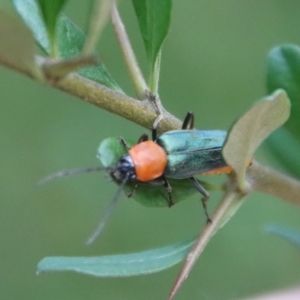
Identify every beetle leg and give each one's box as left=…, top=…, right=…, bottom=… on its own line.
left=189, top=176, right=209, bottom=198
left=151, top=114, right=163, bottom=141
left=160, top=175, right=174, bottom=207
left=137, top=133, right=149, bottom=143
left=126, top=182, right=139, bottom=198
left=182, top=111, right=195, bottom=130
left=119, top=137, right=131, bottom=150
left=145, top=90, right=165, bottom=141
left=189, top=177, right=212, bottom=222
left=201, top=197, right=212, bottom=224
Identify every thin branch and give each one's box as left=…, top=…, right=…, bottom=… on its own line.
left=247, top=160, right=300, bottom=205
left=0, top=54, right=180, bottom=132
left=169, top=190, right=246, bottom=300
left=82, top=0, right=113, bottom=56
left=110, top=3, right=148, bottom=99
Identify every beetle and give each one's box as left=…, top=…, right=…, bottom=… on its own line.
left=109, top=111, right=230, bottom=214
left=39, top=111, right=231, bottom=243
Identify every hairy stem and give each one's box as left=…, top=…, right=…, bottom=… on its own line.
left=0, top=54, right=180, bottom=132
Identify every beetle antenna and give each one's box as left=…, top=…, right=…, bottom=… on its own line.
left=37, top=166, right=105, bottom=186
left=85, top=174, right=129, bottom=245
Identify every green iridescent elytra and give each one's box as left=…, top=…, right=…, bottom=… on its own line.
left=156, top=130, right=228, bottom=179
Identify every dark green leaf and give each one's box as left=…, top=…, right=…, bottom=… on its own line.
left=36, top=0, right=67, bottom=56
left=267, top=45, right=300, bottom=141
left=37, top=236, right=196, bottom=276
left=266, top=127, right=300, bottom=179
left=98, top=137, right=214, bottom=208
left=132, top=0, right=172, bottom=70
left=266, top=224, right=300, bottom=249
left=13, top=0, right=122, bottom=91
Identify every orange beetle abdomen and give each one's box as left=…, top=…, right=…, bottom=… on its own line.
left=200, top=165, right=233, bottom=176
left=129, top=140, right=167, bottom=182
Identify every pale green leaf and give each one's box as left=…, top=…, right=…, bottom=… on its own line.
left=223, top=90, right=290, bottom=188
left=37, top=236, right=196, bottom=276
left=266, top=224, right=300, bottom=249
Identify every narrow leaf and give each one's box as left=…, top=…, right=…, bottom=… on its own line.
left=266, top=224, right=300, bottom=249
left=267, top=45, right=300, bottom=141
left=223, top=90, right=290, bottom=189
left=131, top=0, right=172, bottom=70
left=37, top=236, right=196, bottom=276
left=36, top=0, right=67, bottom=56
left=0, top=9, right=39, bottom=76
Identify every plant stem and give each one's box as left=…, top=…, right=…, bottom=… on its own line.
left=82, top=0, right=113, bottom=56
left=0, top=54, right=180, bottom=132
left=54, top=72, right=178, bottom=131
left=169, top=190, right=245, bottom=300
left=111, top=3, right=148, bottom=99
left=247, top=160, right=300, bottom=205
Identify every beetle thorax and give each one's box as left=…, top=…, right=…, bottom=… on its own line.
left=128, top=140, right=167, bottom=182
left=112, top=155, right=136, bottom=182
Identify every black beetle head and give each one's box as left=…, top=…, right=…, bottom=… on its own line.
left=111, top=155, right=136, bottom=182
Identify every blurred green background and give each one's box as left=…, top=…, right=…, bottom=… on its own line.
left=1, top=1, right=300, bottom=299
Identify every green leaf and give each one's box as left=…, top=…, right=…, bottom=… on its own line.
left=37, top=236, right=196, bottom=276
left=98, top=137, right=215, bottom=208
left=13, top=0, right=122, bottom=91
left=267, top=45, right=300, bottom=141
left=0, top=9, right=40, bottom=77
left=36, top=0, right=67, bottom=56
left=266, top=127, right=300, bottom=179
left=223, top=90, right=290, bottom=189
left=56, top=14, right=122, bottom=91
left=131, top=0, right=172, bottom=70
left=266, top=224, right=300, bottom=249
